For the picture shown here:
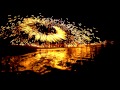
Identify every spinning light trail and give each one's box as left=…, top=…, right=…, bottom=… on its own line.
left=0, top=14, right=101, bottom=47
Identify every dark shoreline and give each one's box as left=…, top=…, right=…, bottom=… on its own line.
left=0, top=45, right=38, bottom=56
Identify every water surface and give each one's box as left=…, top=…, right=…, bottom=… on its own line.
left=0, top=43, right=106, bottom=75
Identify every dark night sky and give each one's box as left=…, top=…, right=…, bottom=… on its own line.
left=0, top=1, right=119, bottom=41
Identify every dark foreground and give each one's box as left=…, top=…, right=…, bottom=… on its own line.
left=0, top=43, right=119, bottom=83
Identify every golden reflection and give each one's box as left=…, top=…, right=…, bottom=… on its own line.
left=1, top=43, right=105, bottom=75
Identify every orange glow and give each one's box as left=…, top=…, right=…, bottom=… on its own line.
left=1, top=43, right=104, bottom=75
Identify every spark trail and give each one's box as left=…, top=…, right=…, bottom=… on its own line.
left=0, top=14, right=101, bottom=46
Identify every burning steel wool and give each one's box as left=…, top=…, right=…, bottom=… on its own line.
left=0, top=14, right=101, bottom=47
left=0, top=14, right=109, bottom=75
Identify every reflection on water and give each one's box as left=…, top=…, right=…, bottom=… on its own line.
left=0, top=43, right=106, bottom=75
